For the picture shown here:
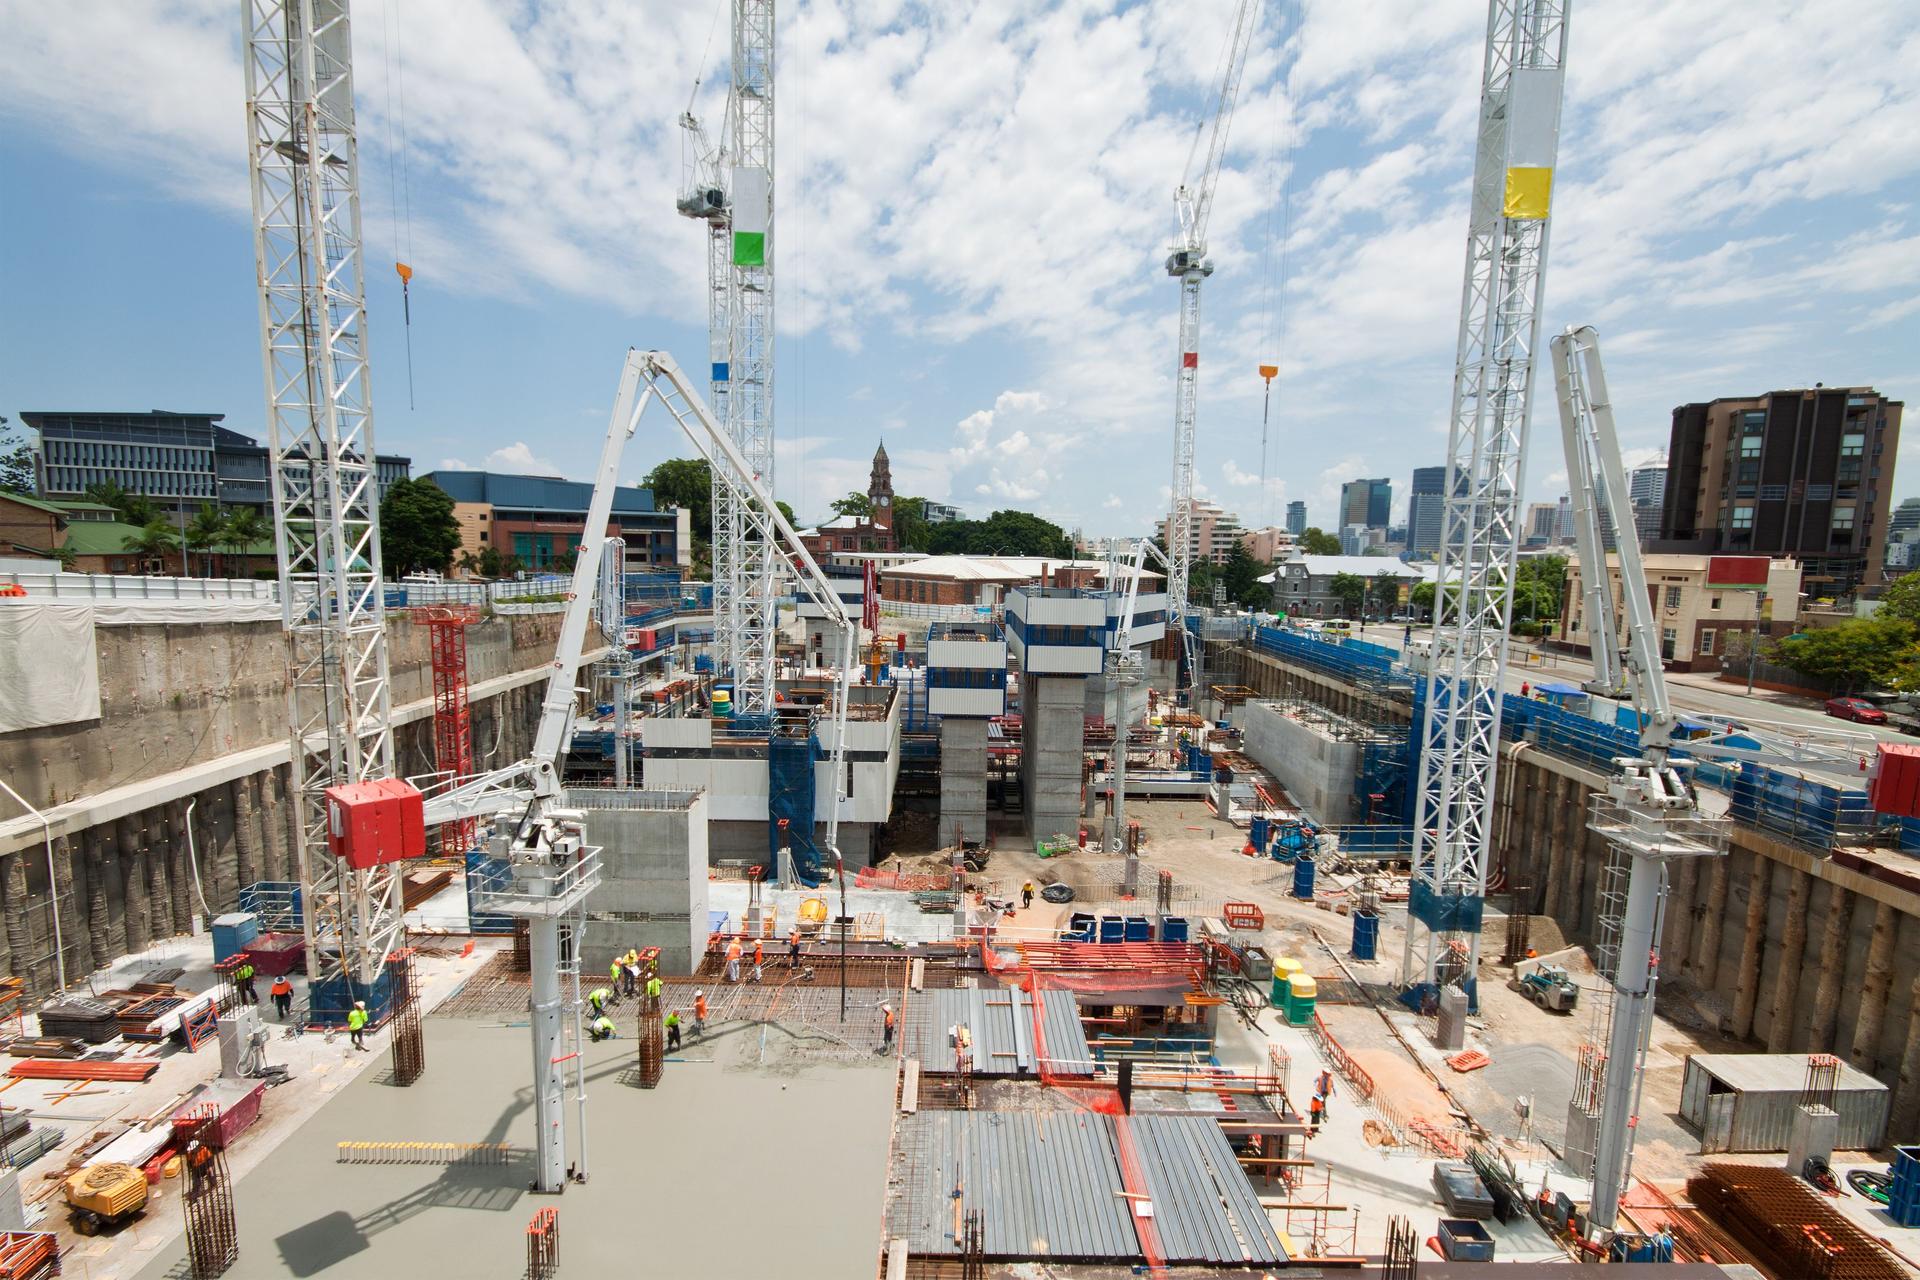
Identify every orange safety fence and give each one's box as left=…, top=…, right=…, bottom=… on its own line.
left=852, top=867, right=955, bottom=892
left=1308, top=1012, right=1466, bottom=1159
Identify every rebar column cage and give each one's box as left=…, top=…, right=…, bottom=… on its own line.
left=1501, top=884, right=1533, bottom=963
left=636, top=990, right=664, bottom=1089
left=179, top=1105, right=239, bottom=1278
left=1801, top=1053, right=1841, bottom=1112
left=387, top=946, right=424, bottom=1086
left=1383, top=1213, right=1419, bottom=1280
left=526, top=1207, right=559, bottom=1280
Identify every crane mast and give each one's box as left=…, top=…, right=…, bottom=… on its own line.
left=1404, top=0, right=1569, bottom=994
left=676, top=108, right=735, bottom=571
left=717, top=0, right=779, bottom=717
left=243, top=0, right=405, bottom=1002
left=1166, top=0, right=1260, bottom=702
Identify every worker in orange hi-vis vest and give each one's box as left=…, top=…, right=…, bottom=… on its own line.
left=752, top=938, right=765, bottom=984
left=693, top=990, right=708, bottom=1037
left=725, top=938, right=743, bottom=984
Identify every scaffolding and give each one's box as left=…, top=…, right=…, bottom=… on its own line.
left=414, top=606, right=481, bottom=855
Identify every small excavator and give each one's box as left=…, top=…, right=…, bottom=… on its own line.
left=1511, top=963, right=1580, bottom=1013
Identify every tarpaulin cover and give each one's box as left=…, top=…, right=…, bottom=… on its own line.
left=0, top=604, right=100, bottom=732
left=1409, top=880, right=1484, bottom=933
left=768, top=733, right=825, bottom=886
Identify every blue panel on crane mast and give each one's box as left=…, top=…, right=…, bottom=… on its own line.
left=712, top=362, right=730, bottom=383
left=1408, top=881, right=1484, bottom=934
left=768, top=733, right=827, bottom=887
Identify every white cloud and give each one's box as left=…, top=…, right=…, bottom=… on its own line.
left=483, top=442, right=563, bottom=476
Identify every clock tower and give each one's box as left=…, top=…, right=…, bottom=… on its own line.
left=868, top=440, right=895, bottom=534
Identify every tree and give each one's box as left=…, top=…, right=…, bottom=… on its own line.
left=184, top=504, right=228, bottom=577
left=85, top=480, right=157, bottom=527
left=642, top=458, right=713, bottom=543
left=1770, top=618, right=1919, bottom=693
left=892, top=495, right=931, bottom=552
left=461, top=545, right=525, bottom=579
left=775, top=500, right=796, bottom=529
left=0, top=416, right=33, bottom=495
left=923, top=509, right=1073, bottom=558
left=1220, top=543, right=1270, bottom=608
left=830, top=491, right=873, bottom=520
left=1880, top=570, right=1920, bottom=626
left=1299, top=526, right=1340, bottom=555
left=1370, top=572, right=1402, bottom=615
left=378, top=478, right=460, bottom=577
left=1515, top=554, right=1568, bottom=622
left=121, top=518, right=181, bottom=575
left=1410, top=581, right=1436, bottom=618
left=222, top=507, right=269, bottom=573
left=1328, top=572, right=1367, bottom=618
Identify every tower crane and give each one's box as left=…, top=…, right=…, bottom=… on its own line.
left=1403, top=0, right=1569, bottom=996
left=1166, top=0, right=1262, bottom=704
left=676, top=107, right=734, bottom=514
left=243, top=0, right=408, bottom=1021
left=418, top=349, right=855, bottom=1193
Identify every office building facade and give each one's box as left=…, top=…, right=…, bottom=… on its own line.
left=26, top=410, right=409, bottom=516
left=421, top=470, right=683, bottom=573
left=1656, top=387, right=1904, bottom=596
left=1406, top=466, right=1446, bottom=557
left=1339, top=477, right=1392, bottom=531
left=1284, top=501, right=1306, bottom=536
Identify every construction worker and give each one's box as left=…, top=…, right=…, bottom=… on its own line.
left=346, top=1000, right=369, bottom=1052
left=269, top=975, right=294, bottom=1021
left=610, top=956, right=624, bottom=995
left=234, top=960, right=258, bottom=1005
left=590, top=1014, right=617, bottom=1042
left=1315, top=1070, right=1335, bottom=1118
left=751, top=938, right=765, bottom=984
left=787, top=928, right=802, bottom=969
left=693, top=990, right=708, bottom=1037
left=587, top=987, right=611, bottom=1017
left=1308, top=1093, right=1324, bottom=1133
left=644, top=972, right=663, bottom=1003
left=1520, top=681, right=1531, bottom=699
left=1021, top=881, right=1035, bottom=910
left=664, top=1009, right=682, bottom=1052
left=882, top=1004, right=896, bottom=1051
left=725, top=937, right=743, bottom=984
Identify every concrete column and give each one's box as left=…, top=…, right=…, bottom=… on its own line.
left=118, top=817, right=149, bottom=959
left=232, top=777, right=260, bottom=894
left=52, top=832, right=89, bottom=981
left=938, top=718, right=990, bottom=845
left=144, top=810, right=173, bottom=945
left=1892, top=977, right=1920, bottom=1138
left=83, top=825, right=112, bottom=968
left=1545, top=776, right=1573, bottom=925
left=2, top=854, right=28, bottom=994
left=1727, top=854, right=1774, bottom=1041
left=1023, top=676, right=1087, bottom=844
left=1851, top=902, right=1899, bottom=1072
left=1764, top=867, right=1811, bottom=1052
left=1808, top=885, right=1856, bottom=1054
left=1693, top=855, right=1732, bottom=990
left=165, top=801, right=195, bottom=933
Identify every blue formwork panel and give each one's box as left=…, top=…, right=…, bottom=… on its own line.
left=1098, top=916, right=1125, bottom=945
left=1409, top=881, right=1484, bottom=933
left=1063, top=912, right=1095, bottom=943
left=1124, top=916, right=1152, bottom=942
left=1160, top=917, right=1189, bottom=943
left=1292, top=857, right=1317, bottom=900
left=1351, top=910, right=1379, bottom=960
left=307, top=968, right=395, bottom=1028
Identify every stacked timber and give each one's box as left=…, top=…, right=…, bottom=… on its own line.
left=35, top=999, right=119, bottom=1043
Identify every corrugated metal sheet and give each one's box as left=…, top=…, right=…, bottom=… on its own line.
left=905, top=987, right=1090, bottom=1076
left=891, top=1113, right=1287, bottom=1266
left=893, top=1112, right=1134, bottom=1259
left=1680, top=1055, right=1889, bottom=1153
left=1129, top=1115, right=1289, bottom=1266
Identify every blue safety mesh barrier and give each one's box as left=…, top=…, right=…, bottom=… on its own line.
left=1729, top=764, right=1879, bottom=851
left=1408, top=879, right=1485, bottom=934
left=1323, top=825, right=1415, bottom=857
left=1252, top=625, right=1412, bottom=690
left=769, top=733, right=826, bottom=886
left=308, top=968, right=395, bottom=1028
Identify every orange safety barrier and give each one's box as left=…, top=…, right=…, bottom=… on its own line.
left=1222, top=902, right=1264, bottom=930
left=1446, top=1049, right=1491, bottom=1073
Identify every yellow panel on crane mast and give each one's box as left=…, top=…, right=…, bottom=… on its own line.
left=1503, top=167, right=1554, bottom=219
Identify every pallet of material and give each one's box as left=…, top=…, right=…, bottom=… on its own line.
left=118, top=996, right=187, bottom=1041
left=5, top=1039, right=85, bottom=1060
left=402, top=867, right=456, bottom=911
left=8, top=1058, right=159, bottom=1083
left=36, top=998, right=121, bottom=1043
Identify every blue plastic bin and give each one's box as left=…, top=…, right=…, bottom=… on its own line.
left=1124, top=916, right=1152, bottom=942
left=1098, top=915, right=1125, bottom=945
left=1160, top=916, right=1189, bottom=943
left=1889, top=1146, right=1920, bottom=1228
left=1064, top=912, right=1096, bottom=943
left=1292, top=856, right=1317, bottom=901
left=1351, top=910, right=1379, bottom=960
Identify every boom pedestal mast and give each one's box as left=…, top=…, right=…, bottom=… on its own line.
left=1403, top=0, right=1569, bottom=1000
left=243, top=0, right=405, bottom=1004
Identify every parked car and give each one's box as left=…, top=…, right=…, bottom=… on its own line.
left=1824, top=696, right=1889, bottom=725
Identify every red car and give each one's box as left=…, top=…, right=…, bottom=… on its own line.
left=1824, top=697, right=1889, bottom=725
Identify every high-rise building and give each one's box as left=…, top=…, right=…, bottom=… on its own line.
left=1656, top=386, right=1904, bottom=595
left=1524, top=502, right=1559, bottom=548
left=1339, top=477, right=1392, bottom=531
left=1285, top=500, right=1306, bottom=536
left=1158, top=499, right=1244, bottom=566
left=1628, top=459, right=1667, bottom=508
left=27, top=409, right=410, bottom=517
left=1406, top=466, right=1446, bottom=556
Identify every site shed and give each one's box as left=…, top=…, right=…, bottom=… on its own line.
left=1679, top=1053, right=1887, bottom=1153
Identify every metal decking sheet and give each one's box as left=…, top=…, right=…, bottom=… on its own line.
left=1130, top=1114, right=1289, bottom=1265
left=908, top=987, right=1091, bottom=1076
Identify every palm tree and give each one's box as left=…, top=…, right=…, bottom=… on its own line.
left=122, top=518, right=182, bottom=576
left=184, top=504, right=228, bottom=577
left=222, top=508, right=269, bottom=576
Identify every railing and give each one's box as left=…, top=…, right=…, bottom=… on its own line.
left=1307, top=1011, right=1466, bottom=1158
left=879, top=599, right=1004, bottom=622
left=1, top=570, right=276, bottom=600
left=563, top=789, right=702, bottom=812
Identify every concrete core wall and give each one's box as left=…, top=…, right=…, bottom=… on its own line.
left=1238, top=700, right=1361, bottom=824
left=939, top=718, right=989, bottom=844
left=570, top=789, right=709, bottom=976
left=1023, top=675, right=1086, bottom=842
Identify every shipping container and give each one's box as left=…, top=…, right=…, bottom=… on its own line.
left=1679, top=1053, right=1888, bottom=1153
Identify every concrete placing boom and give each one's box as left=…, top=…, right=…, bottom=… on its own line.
left=1166, top=0, right=1261, bottom=704
left=1403, top=0, right=1569, bottom=998
left=418, top=349, right=855, bottom=1192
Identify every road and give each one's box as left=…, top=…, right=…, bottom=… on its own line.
left=1341, top=620, right=1908, bottom=749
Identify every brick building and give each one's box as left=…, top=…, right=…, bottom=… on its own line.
left=798, top=442, right=897, bottom=561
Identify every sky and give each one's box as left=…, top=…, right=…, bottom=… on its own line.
left=2, top=0, right=1917, bottom=537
